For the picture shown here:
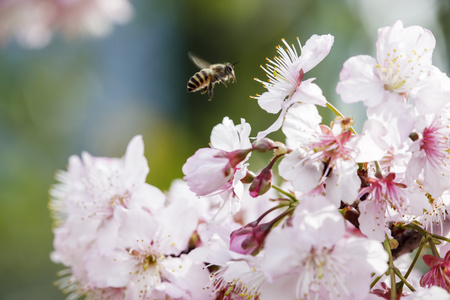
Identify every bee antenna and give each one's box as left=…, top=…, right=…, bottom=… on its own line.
left=233, top=61, right=240, bottom=66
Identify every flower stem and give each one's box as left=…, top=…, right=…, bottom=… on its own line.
left=325, top=101, right=357, bottom=135
left=428, top=233, right=450, bottom=244
left=393, top=267, right=415, bottom=292
left=404, top=222, right=450, bottom=243
left=370, top=275, right=383, bottom=289
left=428, top=237, right=440, bottom=258
left=374, top=161, right=383, bottom=177
left=272, top=184, right=298, bottom=202
left=404, top=236, right=425, bottom=279
left=255, top=203, right=290, bottom=223
left=383, top=236, right=397, bottom=300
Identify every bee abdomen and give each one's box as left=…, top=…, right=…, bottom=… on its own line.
left=187, top=70, right=211, bottom=92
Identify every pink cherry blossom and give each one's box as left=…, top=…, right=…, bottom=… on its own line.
left=49, top=135, right=164, bottom=223
left=50, top=135, right=165, bottom=280
left=406, top=110, right=450, bottom=198
left=416, top=191, right=450, bottom=235
left=420, top=250, right=450, bottom=292
left=47, top=21, right=450, bottom=300
left=0, top=0, right=133, bottom=48
left=50, top=135, right=211, bottom=299
left=183, top=117, right=252, bottom=214
left=209, top=260, right=265, bottom=300
left=182, top=147, right=235, bottom=196
left=358, top=173, right=411, bottom=241
left=337, top=20, right=436, bottom=107
left=336, top=20, right=450, bottom=146
left=83, top=202, right=205, bottom=299
left=260, top=196, right=388, bottom=300
left=253, top=35, right=333, bottom=138
left=279, top=104, right=361, bottom=205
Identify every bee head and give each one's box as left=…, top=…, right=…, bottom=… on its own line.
left=225, top=63, right=237, bottom=83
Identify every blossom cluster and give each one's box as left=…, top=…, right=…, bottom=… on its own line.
left=50, top=21, right=450, bottom=299
left=0, top=0, right=133, bottom=48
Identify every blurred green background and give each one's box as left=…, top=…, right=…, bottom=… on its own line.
left=0, top=0, right=449, bottom=299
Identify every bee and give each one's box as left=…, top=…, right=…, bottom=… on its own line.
left=187, top=52, right=237, bottom=101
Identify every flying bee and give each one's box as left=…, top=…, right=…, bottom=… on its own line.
left=187, top=52, right=237, bottom=101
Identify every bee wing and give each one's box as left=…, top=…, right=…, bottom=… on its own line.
left=188, top=52, right=211, bottom=69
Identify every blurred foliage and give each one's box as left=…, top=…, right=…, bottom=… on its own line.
left=0, top=0, right=448, bottom=299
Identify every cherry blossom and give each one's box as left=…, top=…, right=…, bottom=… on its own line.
left=279, top=104, right=361, bottom=205
left=48, top=21, right=450, bottom=300
left=336, top=20, right=450, bottom=146
left=416, top=191, right=450, bottom=235
left=253, top=35, right=333, bottom=138
left=421, top=251, right=450, bottom=292
left=49, top=135, right=164, bottom=223
left=0, top=0, right=133, bottom=48
left=50, top=135, right=165, bottom=279
left=259, top=196, right=388, bottom=300
left=209, top=260, right=265, bottom=300
left=183, top=117, right=252, bottom=214
left=406, top=109, right=450, bottom=198
left=84, top=204, right=208, bottom=299
left=337, top=20, right=436, bottom=107
left=358, top=173, right=408, bottom=241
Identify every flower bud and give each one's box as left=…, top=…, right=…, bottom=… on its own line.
left=240, top=170, right=256, bottom=184
left=272, top=141, right=288, bottom=156
left=249, top=167, right=272, bottom=198
left=226, top=149, right=252, bottom=168
left=229, top=221, right=272, bottom=255
left=252, top=138, right=276, bottom=152
left=183, top=148, right=233, bottom=196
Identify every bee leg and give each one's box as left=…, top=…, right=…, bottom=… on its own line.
left=216, top=76, right=228, bottom=87
left=207, top=82, right=214, bottom=101
left=200, top=87, right=208, bottom=94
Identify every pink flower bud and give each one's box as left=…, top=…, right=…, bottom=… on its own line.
left=229, top=221, right=272, bottom=255
left=252, top=138, right=276, bottom=152
left=249, top=167, right=272, bottom=198
left=240, top=170, right=256, bottom=184
left=182, top=148, right=233, bottom=196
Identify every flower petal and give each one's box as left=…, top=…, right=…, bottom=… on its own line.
left=298, top=34, right=334, bottom=73
left=257, top=90, right=285, bottom=114
left=292, top=79, right=327, bottom=106
left=336, top=55, right=385, bottom=106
